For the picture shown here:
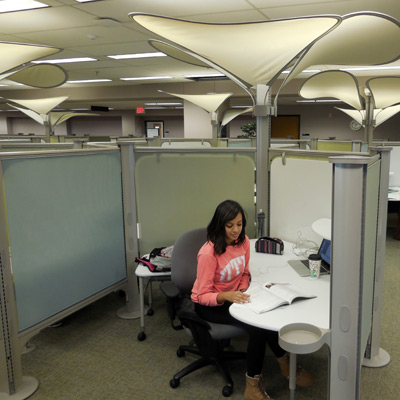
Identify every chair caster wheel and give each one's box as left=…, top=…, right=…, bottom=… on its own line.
left=176, top=348, right=185, bottom=357
left=170, top=378, right=180, bottom=388
left=137, top=332, right=146, bottom=341
left=147, top=308, right=154, bottom=316
left=222, top=385, right=233, bottom=397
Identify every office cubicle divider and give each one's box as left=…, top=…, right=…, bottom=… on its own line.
left=268, top=147, right=390, bottom=398
left=0, top=148, right=128, bottom=398
left=133, top=146, right=257, bottom=255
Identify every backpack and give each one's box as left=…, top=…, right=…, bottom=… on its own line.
left=135, top=245, right=174, bottom=272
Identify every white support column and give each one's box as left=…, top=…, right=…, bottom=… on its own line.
left=329, top=154, right=380, bottom=400
left=117, top=144, right=141, bottom=319
left=255, top=84, right=272, bottom=234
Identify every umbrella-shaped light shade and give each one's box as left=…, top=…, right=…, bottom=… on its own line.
left=335, top=107, right=365, bottom=126
left=7, top=104, right=45, bottom=125
left=374, top=104, right=400, bottom=127
left=0, top=41, right=61, bottom=75
left=367, top=77, right=400, bottom=109
left=160, top=91, right=232, bottom=113
left=6, top=96, right=69, bottom=115
left=299, top=71, right=363, bottom=110
left=0, top=64, right=67, bottom=88
left=149, top=40, right=210, bottom=67
left=50, top=112, right=99, bottom=127
left=131, top=14, right=340, bottom=89
left=221, top=107, right=253, bottom=128
left=286, top=12, right=400, bottom=87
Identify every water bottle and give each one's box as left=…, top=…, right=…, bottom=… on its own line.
left=257, top=209, right=266, bottom=238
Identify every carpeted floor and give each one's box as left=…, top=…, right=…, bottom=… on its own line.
left=21, top=214, right=399, bottom=400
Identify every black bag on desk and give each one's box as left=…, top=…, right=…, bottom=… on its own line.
left=255, top=237, right=284, bottom=255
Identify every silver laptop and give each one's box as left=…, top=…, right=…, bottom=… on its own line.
left=288, top=238, right=331, bottom=277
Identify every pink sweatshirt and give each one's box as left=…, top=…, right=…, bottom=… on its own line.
left=191, top=236, right=251, bottom=306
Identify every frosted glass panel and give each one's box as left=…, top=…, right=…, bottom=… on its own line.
left=135, top=152, right=256, bottom=254
left=2, top=151, right=126, bottom=332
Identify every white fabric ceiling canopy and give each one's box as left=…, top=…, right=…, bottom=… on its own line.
left=0, top=64, right=67, bottom=88
left=131, top=13, right=340, bottom=92
left=335, top=107, right=364, bottom=126
left=285, top=12, right=400, bottom=89
left=149, top=40, right=210, bottom=68
left=159, top=91, right=232, bottom=113
left=50, top=112, right=98, bottom=127
left=221, top=108, right=253, bottom=128
left=336, top=105, right=400, bottom=128
left=366, top=77, right=400, bottom=109
left=5, top=96, right=69, bottom=115
left=0, top=42, right=61, bottom=75
left=299, top=71, right=363, bottom=110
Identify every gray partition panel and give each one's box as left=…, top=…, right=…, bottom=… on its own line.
left=135, top=151, right=256, bottom=254
left=2, top=152, right=126, bottom=332
left=361, top=160, right=380, bottom=361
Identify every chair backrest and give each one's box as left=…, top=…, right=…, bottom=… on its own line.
left=171, top=227, right=207, bottom=294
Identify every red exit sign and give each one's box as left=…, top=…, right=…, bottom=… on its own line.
left=136, top=107, right=145, bottom=114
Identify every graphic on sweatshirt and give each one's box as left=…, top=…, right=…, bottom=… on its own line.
left=219, top=255, right=245, bottom=282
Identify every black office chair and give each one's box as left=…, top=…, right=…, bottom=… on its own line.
left=160, top=228, right=247, bottom=397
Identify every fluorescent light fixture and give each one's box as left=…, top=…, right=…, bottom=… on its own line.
left=32, top=57, right=97, bottom=64
left=0, top=0, right=48, bottom=13
left=231, top=105, right=252, bottom=109
left=297, top=99, right=343, bottom=103
left=144, top=102, right=182, bottom=106
left=144, top=107, right=167, bottom=110
left=184, top=73, right=225, bottom=78
left=107, top=52, right=166, bottom=60
left=281, top=69, right=321, bottom=74
left=120, top=76, right=172, bottom=81
left=67, top=79, right=112, bottom=83
left=75, top=0, right=99, bottom=3
left=340, top=66, right=400, bottom=72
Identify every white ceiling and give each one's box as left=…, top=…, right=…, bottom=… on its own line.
left=0, top=0, right=399, bottom=111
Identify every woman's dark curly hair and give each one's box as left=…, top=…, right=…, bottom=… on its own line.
left=207, top=200, right=247, bottom=255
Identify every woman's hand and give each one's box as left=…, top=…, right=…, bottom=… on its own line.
left=217, top=291, right=250, bottom=304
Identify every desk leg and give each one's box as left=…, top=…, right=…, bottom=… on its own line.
left=289, top=353, right=296, bottom=400
left=137, top=277, right=146, bottom=341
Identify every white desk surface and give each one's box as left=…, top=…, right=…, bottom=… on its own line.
left=389, top=187, right=400, bottom=201
left=230, top=240, right=330, bottom=332
left=135, top=262, right=171, bottom=278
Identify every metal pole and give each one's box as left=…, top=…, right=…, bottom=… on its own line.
left=255, top=84, right=272, bottom=235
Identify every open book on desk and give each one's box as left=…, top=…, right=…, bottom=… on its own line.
left=243, top=282, right=316, bottom=314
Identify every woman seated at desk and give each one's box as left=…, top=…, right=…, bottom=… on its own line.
left=191, top=200, right=313, bottom=400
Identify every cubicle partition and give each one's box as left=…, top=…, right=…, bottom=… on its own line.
left=0, top=148, right=128, bottom=398
left=268, top=146, right=390, bottom=400
left=132, top=146, right=257, bottom=255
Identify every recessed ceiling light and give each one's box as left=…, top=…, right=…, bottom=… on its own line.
left=281, top=69, right=321, bottom=74
left=107, top=52, right=167, bottom=60
left=32, top=57, right=97, bottom=64
left=75, top=0, right=100, bottom=3
left=184, top=73, right=225, bottom=78
left=67, top=79, right=112, bottom=83
left=120, top=76, right=172, bottom=81
left=340, top=66, right=400, bottom=71
left=0, top=0, right=48, bottom=13
left=144, top=102, right=182, bottom=106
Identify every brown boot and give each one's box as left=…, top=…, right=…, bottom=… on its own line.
left=277, top=353, right=314, bottom=387
left=244, top=374, right=274, bottom=400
